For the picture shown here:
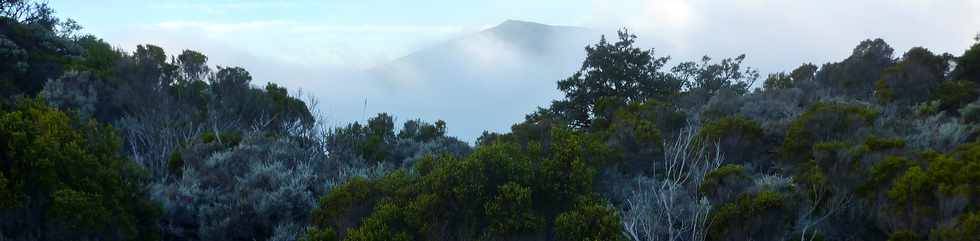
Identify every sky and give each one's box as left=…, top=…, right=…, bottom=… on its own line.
left=48, top=0, right=980, bottom=141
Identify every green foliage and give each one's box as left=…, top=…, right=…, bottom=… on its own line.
left=886, top=166, right=930, bottom=205
left=311, top=177, right=382, bottom=232
left=763, top=63, right=817, bottom=90
left=953, top=40, right=980, bottom=82
left=0, top=14, right=81, bottom=97
left=863, top=142, right=980, bottom=237
left=71, top=35, right=123, bottom=78
left=815, top=38, right=895, bottom=98
left=554, top=197, right=625, bottom=241
left=399, top=119, right=447, bottom=142
left=306, top=127, right=618, bottom=241
left=554, top=29, right=681, bottom=128
left=764, top=63, right=817, bottom=91
left=875, top=79, right=895, bottom=103
left=939, top=142, right=980, bottom=196
left=862, top=156, right=914, bottom=195
left=708, top=191, right=793, bottom=241
left=673, top=54, right=760, bottom=98
left=783, top=102, right=878, bottom=162
left=699, top=115, right=763, bottom=142
left=699, top=115, right=764, bottom=162
left=265, top=82, right=315, bottom=127
left=0, top=98, right=160, bottom=240
left=876, top=47, right=949, bottom=104
left=864, top=136, right=906, bottom=151
left=485, top=182, right=543, bottom=234
left=936, top=211, right=980, bottom=241
left=932, top=80, right=979, bottom=112
left=700, top=164, right=748, bottom=194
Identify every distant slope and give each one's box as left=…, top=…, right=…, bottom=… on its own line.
left=359, top=20, right=599, bottom=142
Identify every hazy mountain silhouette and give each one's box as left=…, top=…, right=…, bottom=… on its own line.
left=351, top=20, right=599, bottom=142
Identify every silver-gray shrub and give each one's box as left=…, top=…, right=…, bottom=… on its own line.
left=151, top=133, right=339, bottom=241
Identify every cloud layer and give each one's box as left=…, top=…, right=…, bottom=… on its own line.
left=63, top=0, right=980, bottom=141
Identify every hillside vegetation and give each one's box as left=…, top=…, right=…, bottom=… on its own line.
left=2, top=1, right=979, bottom=241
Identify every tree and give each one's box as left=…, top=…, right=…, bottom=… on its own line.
left=764, top=63, right=817, bottom=91
left=0, top=0, right=57, bottom=29
left=176, top=49, right=209, bottom=83
left=953, top=35, right=980, bottom=83
left=875, top=47, right=951, bottom=104
left=673, top=54, right=759, bottom=98
left=816, top=39, right=896, bottom=98
left=554, top=29, right=681, bottom=128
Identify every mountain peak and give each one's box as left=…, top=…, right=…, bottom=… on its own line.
left=489, top=19, right=553, bottom=33
left=497, top=19, right=548, bottom=27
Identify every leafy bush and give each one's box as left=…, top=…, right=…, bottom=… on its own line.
left=305, top=127, right=619, bottom=241
left=698, top=116, right=765, bottom=163
left=782, top=102, right=878, bottom=163
left=707, top=190, right=795, bottom=241
left=0, top=98, right=160, bottom=241
left=554, top=197, right=625, bottom=241
left=700, top=164, right=751, bottom=203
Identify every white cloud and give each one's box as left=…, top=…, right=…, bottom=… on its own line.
left=156, top=20, right=291, bottom=33
left=587, top=0, right=980, bottom=74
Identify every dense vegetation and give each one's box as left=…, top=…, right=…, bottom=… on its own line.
left=3, top=1, right=980, bottom=241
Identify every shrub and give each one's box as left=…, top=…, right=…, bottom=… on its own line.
left=304, top=127, right=618, bottom=241
left=0, top=98, right=160, bottom=241
left=700, top=164, right=751, bottom=203
left=783, top=102, right=877, bottom=163
left=554, top=197, right=625, bottom=241
left=906, top=113, right=972, bottom=151
left=886, top=166, right=930, bottom=205
left=707, top=190, right=794, bottom=241
left=152, top=133, right=332, bottom=241
left=699, top=116, right=765, bottom=163
left=485, top=182, right=543, bottom=234
left=864, top=136, right=906, bottom=151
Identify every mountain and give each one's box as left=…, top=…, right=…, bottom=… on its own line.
left=354, top=20, right=599, bottom=142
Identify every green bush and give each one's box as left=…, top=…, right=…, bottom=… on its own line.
left=485, top=182, right=543, bottom=234
left=936, top=211, right=980, bottom=241
left=782, top=102, right=877, bottom=163
left=0, top=98, right=160, bottom=241
left=887, top=166, right=930, bottom=205
left=554, top=197, right=625, bottom=241
left=699, top=116, right=764, bottom=162
left=700, top=164, right=749, bottom=197
left=304, top=127, right=619, bottom=241
left=861, top=156, right=914, bottom=195
left=708, top=191, right=793, bottom=241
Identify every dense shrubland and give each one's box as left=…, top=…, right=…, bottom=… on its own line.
left=3, top=1, right=980, bottom=241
